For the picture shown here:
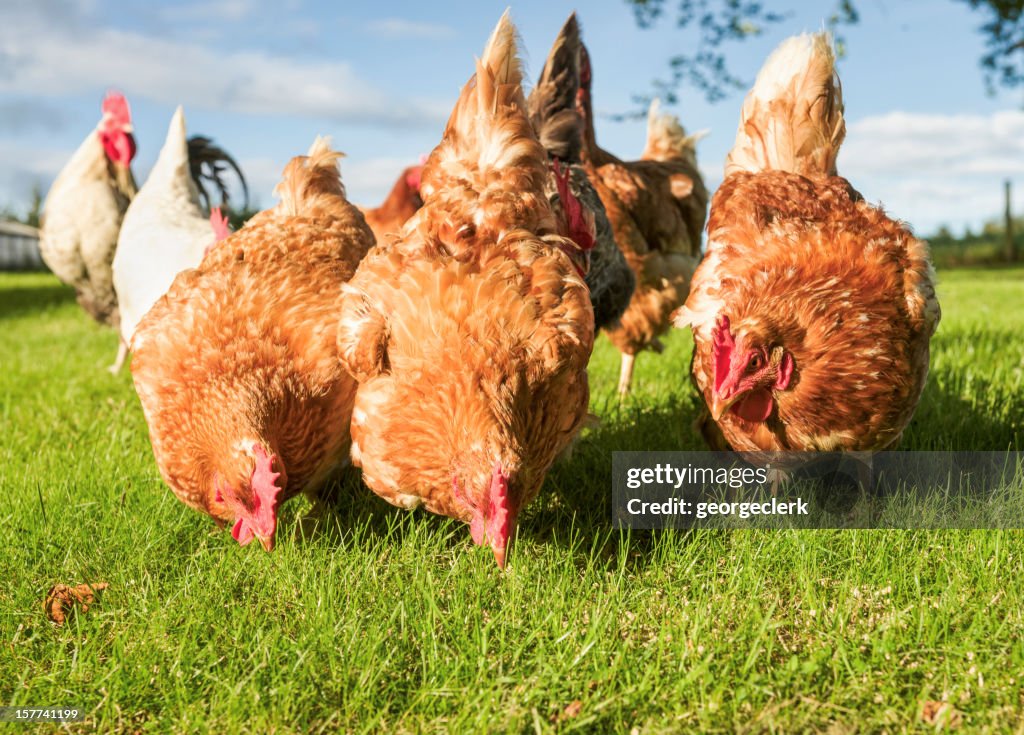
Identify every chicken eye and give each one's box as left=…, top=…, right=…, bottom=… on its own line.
left=748, top=354, right=763, bottom=370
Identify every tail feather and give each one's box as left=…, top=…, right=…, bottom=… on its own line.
left=187, top=135, right=250, bottom=210
left=724, top=32, right=845, bottom=178
left=273, top=135, right=346, bottom=217
left=431, top=11, right=538, bottom=184
left=147, top=106, right=195, bottom=194
left=641, top=98, right=707, bottom=166
left=527, top=13, right=583, bottom=163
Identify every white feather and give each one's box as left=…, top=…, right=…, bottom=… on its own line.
left=113, top=106, right=213, bottom=342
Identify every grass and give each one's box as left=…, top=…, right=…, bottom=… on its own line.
left=1, top=266, right=1023, bottom=733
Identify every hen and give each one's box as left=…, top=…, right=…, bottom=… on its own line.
left=39, top=92, right=137, bottom=370
left=337, top=12, right=594, bottom=568
left=527, top=13, right=635, bottom=331
left=675, top=33, right=940, bottom=452
left=131, top=137, right=373, bottom=550
left=577, top=44, right=708, bottom=395
left=359, top=163, right=423, bottom=244
left=113, top=106, right=246, bottom=356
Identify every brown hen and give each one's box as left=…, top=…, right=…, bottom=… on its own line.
left=675, top=33, right=940, bottom=453
left=337, top=12, right=594, bottom=568
left=577, top=44, right=708, bottom=395
left=359, top=163, right=424, bottom=244
left=131, top=137, right=373, bottom=550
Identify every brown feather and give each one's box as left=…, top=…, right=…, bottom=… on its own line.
left=679, top=34, right=939, bottom=453
left=577, top=42, right=708, bottom=370
left=724, top=33, right=845, bottom=178
left=132, top=137, right=373, bottom=526
left=337, top=14, right=594, bottom=554
left=528, top=13, right=636, bottom=331
left=359, top=166, right=423, bottom=244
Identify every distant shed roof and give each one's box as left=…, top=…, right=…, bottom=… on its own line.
left=0, top=220, right=45, bottom=270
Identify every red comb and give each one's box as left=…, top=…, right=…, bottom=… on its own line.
left=210, top=207, right=230, bottom=243
left=488, top=463, right=510, bottom=532
left=454, top=465, right=512, bottom=567
left=251, top=443, right=282, bottom=499
left=713, top=316, right=735, bottom=393
left=247, top=443, right=284, bottom=544
left=102, top=91, right=132, bottom=127
left=486, top=462, right=511, bottom=567
left=405, top=165, right=423, bottom=192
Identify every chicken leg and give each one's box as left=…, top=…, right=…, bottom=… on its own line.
left=108, top=339, right=128, bottom=374
left=617, top=352, right=636, bottom=396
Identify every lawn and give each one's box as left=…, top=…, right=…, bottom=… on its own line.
left=1, top=267, right=1023, bottom=733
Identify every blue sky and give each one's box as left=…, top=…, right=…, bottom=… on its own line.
left=2, top=0, right=1022, bottom=235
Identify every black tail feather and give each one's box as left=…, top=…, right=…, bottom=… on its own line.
left=187, top=135, right=249, bottom=211
left=527, top=13, right=583, bottom=163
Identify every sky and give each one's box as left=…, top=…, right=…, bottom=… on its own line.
left=1, top=0, right=1022, bottom=236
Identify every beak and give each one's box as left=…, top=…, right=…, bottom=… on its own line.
left=256, top=533, right=275, bottom=552
left=710, top=392, right=741, bottom=421
left=490, top=530, right=514, bottom=569
left=492, top=544, right=507, bottom=569
left=486, top=518, right=517, bottom=570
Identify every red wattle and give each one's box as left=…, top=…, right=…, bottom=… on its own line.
left=469, top=515, right=486, bottom=546
left=100, top=131, right=136, bottom=167
left=732, top=389, right=774, bottom=423
left=232, top=518, right=255, bottom=546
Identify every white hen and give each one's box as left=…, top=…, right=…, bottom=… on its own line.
left=40, top=92, right=137, bottom=371
left=113, top=106, right=221, bottom=347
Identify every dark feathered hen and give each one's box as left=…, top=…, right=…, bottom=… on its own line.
left=577, top=40, right=709, bottom=395
left=527, top=13, right=634, bottom=331
left=675, top=33, right=940, bottom=453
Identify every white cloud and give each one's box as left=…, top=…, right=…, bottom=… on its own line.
left=365, top=18, right=457, bottom=40
left=839, top=110, right=1024, bottom=234
left=159, top=0, right=255, bottom=23
left=0, top=5, right=447, bottom=129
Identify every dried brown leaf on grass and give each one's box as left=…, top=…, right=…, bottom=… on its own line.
left=920, top=700, right=963, bottom=729
left=550, top=699, right=584, bottom=725
left=44, top=582, right=109, bottom=625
